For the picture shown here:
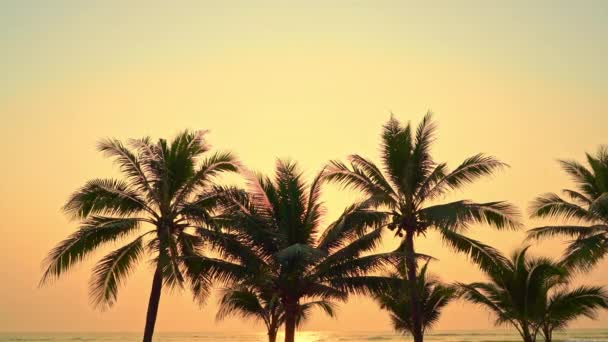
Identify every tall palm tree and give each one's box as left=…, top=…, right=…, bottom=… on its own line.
left=459, top=247, right=608, bottom=342
left=192, top=160, right=394, bottom=342
left=528, top=145, right=608, bottom=270
left=324, top=113, right=521, bottom=342
left=39, top=131, right=238, bottom=342
left=216, top=284, right=336, bottom=342
left=373, top=261, right=458, bottom=337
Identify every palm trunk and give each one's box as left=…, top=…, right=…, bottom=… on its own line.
left=268, top=329, right=278, bottom=342
left=404, top=230, right=423, bottom=342
left=521, top=323, right=536, bottom=342
left=143, top=265, right=163, bottom=342
left=283, top=299, right=297, bottom=342
left=542, top=325, right=552, bottom=342
left=522, top=331, right=535, bottom=342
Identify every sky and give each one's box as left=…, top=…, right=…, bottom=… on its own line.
left=1, top=0, right=607, bottom=334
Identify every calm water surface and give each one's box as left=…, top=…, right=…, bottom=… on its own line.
left=1, top=330, right=607, bottom=342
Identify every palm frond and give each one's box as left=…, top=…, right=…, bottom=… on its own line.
left=329, top=276, right=393, bottom=297
left=324, top=160, right=396, bottom=208
left=315, top=252, right=395, bottom=280
left=216, top=287, right=266, bottom=322
left=315, top=228, right=384, bottom=274
left=317, top=202, right=388, bottom=252
left=422, top=200, right=522, bottom=232
left=562, top=189, right=592, bottom=206
left=526, top=225, right=607, bottom=241
left=98, top=138, right=155, bottom=197
left=457, top=282, right=514, bottom=328
left=530, top=193, right=599, bottom=222
left=157, top=236, right=185, bottom=290
left=40, top=217, right=141, bottom=284
left=439, top=228, right=509, bottom=273
left=562, top=233, right=608, bottom=271
left=423, top=154, right=507, bottom=200
left=297, top=300, right=338, bottom=326
left=373, top=262, right=457, bottom=335
left=89, top=236, right=144, bottom=309
left=558, top=159, right=600, bottom=199
left=63, top=179, right=150, bottom=219
left=348, top=154, right=397, bottom=197
left=546, top=286, right=608, bottom=330
left=380, top=114, right=413, bottom=193
left=303, top=168, right=325, bottom=235
left=173, top=151, right=239, bottom=208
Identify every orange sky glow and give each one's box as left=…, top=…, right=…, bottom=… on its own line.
left=1, top=0, right=607, bottom=334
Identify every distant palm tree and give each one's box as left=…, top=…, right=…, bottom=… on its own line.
left=373, top=260, right=458, bottom=337
left=528, top=146, right=608, bottom=270
left=39, top=131, right=238, bottom=342
left=324, top=113, right=521, bottom=342
left=459, top=247, right=608, bottom=342
left=540, top=285, right=608, bottom=342
left=216, top=284, right=336, bottom=342
left=192, top=160, right=393, bottom=342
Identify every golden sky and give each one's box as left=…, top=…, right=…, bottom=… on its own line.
left=1, top=0, right=607, bottom=333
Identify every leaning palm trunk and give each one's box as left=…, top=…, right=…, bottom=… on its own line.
left=404, top=231, right=423, bottom=342
left=39, top=131, right=239, bottom=342
left=143, top=265, right=163, bottom=342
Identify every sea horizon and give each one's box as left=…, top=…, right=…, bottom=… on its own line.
left=2, top=329, right=608, bottom=341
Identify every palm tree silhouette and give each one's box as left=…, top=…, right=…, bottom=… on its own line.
left=459, top=247, right=608, bottom=342
left=373, top=260, right=458, bottom=337
left=194, top=160, right=394, bottom=342
left=40, top=131, right=238, bottom=342
left=540, top=284, right=608, bottom=342
left=216, top=284, right=336, bottom=342
left=324, top=113, right=521, bottom=342
left=528, top=145, right=608, bottom=270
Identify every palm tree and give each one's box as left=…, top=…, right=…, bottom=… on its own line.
left=324, top=113, right=521, bottom=342
left=539, top=285, right=608, bottom=342
left=459, top=247, right=564, bottom=342
left=193, top=160, right=394, bottom=342
left=39, top=131, right=238, bottom=342
left=216, top=284, right=336, bottom=342
left=373, top=261, right=458, bottom=337
left=528, top=145, right=608, bottom=270
left=459, top=247, right=608, bottom=342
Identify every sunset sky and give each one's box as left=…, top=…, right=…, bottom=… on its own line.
left=1, top=0, right=608, bottom=333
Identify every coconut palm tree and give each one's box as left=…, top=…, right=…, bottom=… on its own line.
left=459, top=247, right=565, bottom=342
left=191, top=160, right=394, bottom=342
left=539, top=285, right=608, bottom=342
left=216, top=284, right=337, bottom=342
left=373, top=260, right=458, bottom=337
left=459, top=247, right=608, bottom=342
left=39, top=131, right=238, bottom=342
left=324, top=113, right=521, bottom=342
left=528, top=145, right=608, bottom=270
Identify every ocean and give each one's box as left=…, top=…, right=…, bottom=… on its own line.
left=1, top=330, right=607, bottom=342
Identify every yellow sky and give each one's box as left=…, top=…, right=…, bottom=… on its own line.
left=1, top=0, right=607, bottom=333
